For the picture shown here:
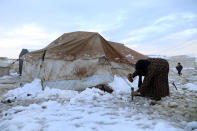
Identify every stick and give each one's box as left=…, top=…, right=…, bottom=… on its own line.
left=120, top=77, right=135, bottom=101
left=131, top=87, right=134, bottom=101
left=172, top=81, right=177, bottom=90
left=41, top=78, right=45, bottom=91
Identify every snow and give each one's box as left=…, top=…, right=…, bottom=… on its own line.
left=147, top=55, right=168, bottom=59
left=0, top=98, right=181, bottom=131
left=0, top=75, right=188, bottom=131
left=183, top=83, right=197, bottom=91
left=2, top=54, right=196, bottom=131
left=109, top=76, right=139, bottom=95
left=5, top=79, right=78, bottom=101
left=171, top=67, right=196, bottom=70
left=125, top=54, right=134, bottom=59
left=185, top=121, right=197, bottom=131
left=84, top=54, right=90, bottom=57
left=0, top=73, right=19, bottom=79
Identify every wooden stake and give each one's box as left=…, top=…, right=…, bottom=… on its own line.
left=41, top=78, right=45, bottom=91
left=172, top=81, right=177, bottom=90
left=131, top=87, right=134, bottom=101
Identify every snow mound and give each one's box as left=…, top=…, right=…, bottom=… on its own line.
left=109, top=75, right=139, bottom=95
left=0, top=75, right=194, bottom=131
left=5, top=78, right=78, bottom=101
left=183, top=83, right=197, bottom=91
left=70, top=88, right=113, bottom=104
left=185, top=121, right=197, bottom=131
left=0, top=88, right=182, bottom=131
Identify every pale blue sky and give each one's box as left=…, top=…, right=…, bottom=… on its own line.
left=0, top=0, right=197, bottom=58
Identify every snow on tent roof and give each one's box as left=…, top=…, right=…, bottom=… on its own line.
left=25, top=31, right=148, bottom=64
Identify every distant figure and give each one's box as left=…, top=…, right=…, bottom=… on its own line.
left=19, top=49, right=29, bottom=76
left=128, top=58, right=170, bottom=101
left=176, top=63, right=183, bottom=76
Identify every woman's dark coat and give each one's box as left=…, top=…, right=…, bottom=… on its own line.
left=130, top=58, right=170, bottom=98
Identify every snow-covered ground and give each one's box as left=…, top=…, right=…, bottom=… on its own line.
left=0, top=69, right=197, bottom=131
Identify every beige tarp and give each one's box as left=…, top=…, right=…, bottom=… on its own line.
left=22, top=31, right=148, bottom=90
left=24, top=31, right=148, bottom=64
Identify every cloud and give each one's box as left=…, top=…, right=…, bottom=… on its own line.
left=160, top=40, right=197, bottom=56
left=124, top=27, right=197, bottom=56
left=121, top=21, right=172, bottom=43
left=155, top=28, right=197, bottom=44
left=6, top=24, right=54, bottom=39
left=75, top=9, right=128, bottom=34
left=181, top=13, right=196, bottom=21
left=121, top=12, right=197, bottom=57
left=125, top=43, right=162, bottom=56
left=0, top=9, right=127, bottom=59
left=78, top=24, right=115, bottom=34
left=122, top=37, right=139, bottom=43
left=125, top=44, right=140, bottom=49
left=0, top=24, right=61, bottom=58
left=0, top=47, right=21, bottom=59
left=125, top=39, right=197, bottom=57
left=121, top=13, right=196, bottom=44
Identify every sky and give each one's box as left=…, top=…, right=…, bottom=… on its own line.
left=0, top=0, right=197, bottom=58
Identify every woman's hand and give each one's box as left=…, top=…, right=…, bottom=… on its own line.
left=128, top=73, right=133, bottom=82
left=132, top=91, right=139, bottom=96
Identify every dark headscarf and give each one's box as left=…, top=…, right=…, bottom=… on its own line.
left=135, top=59, right=151, bottom=75
left=135, top=59, right=151, bottom=87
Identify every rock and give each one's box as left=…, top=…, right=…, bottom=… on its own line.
left=168, top=102, right=178, bottom=108
left=149, top=101, right=157, bottom=106
left=41, top=106, right=47, bottom=109
left=91, top=84, right=113, bottom=93
left=27, top=94, right=32, bottom=96
left=7, top=99, right=11, bottom=103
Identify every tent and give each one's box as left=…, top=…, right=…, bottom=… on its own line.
left=0, top=57, right=10, bottom=77
left=22, top=31, right=148, bottom=90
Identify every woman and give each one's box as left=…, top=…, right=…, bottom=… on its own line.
left=128, top=58, right=170, bottom=100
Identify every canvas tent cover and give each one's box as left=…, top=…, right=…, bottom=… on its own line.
left=22, top=31, right=148, bottom=90
left=24, top=31, right=147, bottom=64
